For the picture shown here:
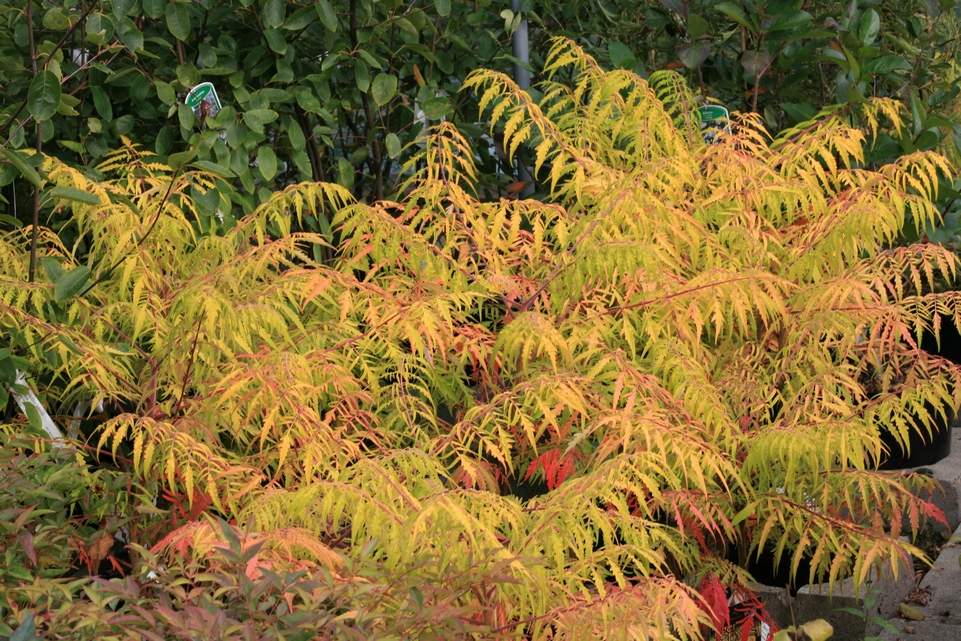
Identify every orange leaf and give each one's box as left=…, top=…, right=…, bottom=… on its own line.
left=87, top=531, right=115, bottom=574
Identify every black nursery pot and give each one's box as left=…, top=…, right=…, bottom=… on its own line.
left=741, top=548, right=813, bottom=594
left=877, top=323, right=959, bottom=470
left=877, top=402, right=953, bottom=470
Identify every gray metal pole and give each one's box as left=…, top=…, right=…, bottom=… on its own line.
left=511, top=0, right=530, bottom=91
left=510, top=0, right=534, bottom=196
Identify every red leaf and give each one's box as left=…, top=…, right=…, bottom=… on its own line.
left=107, top=554, right=128, bottom=576
left=922, top=500, right=949, bottom=529
left=523, top=457, right=541, bottom=483
left=697, top=573, right=730, bottom=632
left=730, top=587, right=778, bottom=640
left=524, top=449, right=578, bottom=490
left=18, top=530, right=37, bottom=566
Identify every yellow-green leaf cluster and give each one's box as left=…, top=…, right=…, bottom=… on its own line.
left=1, top=38, right=958, bottom=640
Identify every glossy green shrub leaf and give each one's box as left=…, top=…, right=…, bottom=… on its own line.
left=114, top=17, right=144, bottom=52
left=91, top=86, right=113, bottom=121
left=23, top=403, right=43, bottom=431
left=113, top=0, right=136, bottom=18
left=714, top=1, right=757, bottom=34
left=114, top=115, right=135, bottom=135
left=371, top=73, right=397, bottom=107
left=142, top=0, right=164, bottom=18
left=40, top=257, right=64, bottom=282
left=859, top=9, right=880, bottom=46
left=165, top=2, right=191, bottom=40
left=175, top=63, right=200, bottom=88
left=257, top=145, right=277, bottom=181
left=354, top=60, right=370, bottom=92
left=54, top=266, right=91, bottom=302
left=337, top=156, right=354, bottom=189
left=916, top=129, right=939, bottom=151
left=28, top=71, right=61, bottom=121
left=155, top=80, right=176, bottom=105
left=294, top=88, right=323, bottom=114
left=49, top=186, right=102, bottom=205
left=608, top=41, right=636, bottom=69
left=284, top=5, right=316, bottom=29
left=780, top=102, right=816, bottom=123
left=286, top=120, right=306, bottom=151
left=861, top=56, right=912, bottom=75
left=264, top=28, right=287, bottom=54
left=315, top=0, right=337, bottom=30
left=167, top=149, right=197, bottom=170
left=768, top=10, right=812, bottom=32
left=0, top=355, right=14, bottom=385
left=263, top=0, right=284, bottom=28
left=422, top=96, right=452, bottom=120
left=178, top=103, right=195, bottom=129
left=385, top=132, right=401, bottom=158
left=192, top=160, right=235, bottom=177
left=742, top=50, right=772, bottom=76
left=43, top=7, right=69, bottom=29
left=678, top=41, right=710, bottom=68
left=687, top=13, right=710, bottom=39
left=1, top=150, right=41, bottom=188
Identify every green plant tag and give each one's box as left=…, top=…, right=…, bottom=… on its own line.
left=185, top=82, right=222, bottom=125
left=698, top=105, right=731, bottom=145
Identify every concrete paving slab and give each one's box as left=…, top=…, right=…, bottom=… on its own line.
left=753, top=557, right=916, bottom=641
left=877, top=619, right=961, bottom=641
left=879, top=523, right=961, bottom=641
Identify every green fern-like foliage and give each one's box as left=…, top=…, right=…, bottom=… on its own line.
left=1, top=39, right=957, bottom=640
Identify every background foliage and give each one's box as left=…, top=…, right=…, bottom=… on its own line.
left=0, top=0, right=523, bottom=221
left=6, top=0, right=961, bottom=238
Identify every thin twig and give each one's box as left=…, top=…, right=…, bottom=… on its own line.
left=172, top=310, right=207, bottom=417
